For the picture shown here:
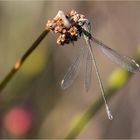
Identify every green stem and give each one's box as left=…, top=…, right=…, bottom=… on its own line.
left=65, top=71, right=133, bottom=139
left=0, top=29, right=50, bottom=92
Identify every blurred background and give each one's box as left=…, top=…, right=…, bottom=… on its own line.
left=0, top=1, right=140, bottom=139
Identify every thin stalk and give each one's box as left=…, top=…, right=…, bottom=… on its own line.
left=0, top=29, right=50, bottom=92
left=64, top=71, right=131, bottom=139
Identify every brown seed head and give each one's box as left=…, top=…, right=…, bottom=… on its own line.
left=46, top=10, right=86, bottom=45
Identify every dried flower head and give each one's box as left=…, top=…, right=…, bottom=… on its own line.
left=46, top=10, right=87, bottom=45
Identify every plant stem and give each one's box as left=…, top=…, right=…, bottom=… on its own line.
left=64, top=73, right=132, bottom=139
left=0, top=29, right=50, bottom=92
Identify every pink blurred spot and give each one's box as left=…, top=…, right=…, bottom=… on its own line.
left=3, top=106, right=32, bottom=136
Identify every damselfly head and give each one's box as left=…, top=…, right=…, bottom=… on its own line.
left=46, top=10, right=90, bottom=45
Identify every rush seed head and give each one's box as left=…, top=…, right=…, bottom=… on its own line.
left=46, top=10, right=87, bottom=45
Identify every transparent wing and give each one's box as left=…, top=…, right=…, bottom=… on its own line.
left=61, top=48, right=84, bottom=90
left=84, top=49, right=92, bottom=92
left=92, top=37, right=140, bottom=72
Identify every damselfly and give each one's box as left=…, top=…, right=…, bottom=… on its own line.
left=46, top=10, right=140, bottom=120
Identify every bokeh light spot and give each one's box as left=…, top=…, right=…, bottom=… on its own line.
left=3, top=106, right=32, bottom=137
left=107, top=68, right=129, bottom=89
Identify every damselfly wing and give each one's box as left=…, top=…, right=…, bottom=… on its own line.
left=61, top=35, right=140, bottom=92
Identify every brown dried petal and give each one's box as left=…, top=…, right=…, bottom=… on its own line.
left=62, top=29, right=67, bottom=33
left=80, top=14, right=85, bottom=19
left=54, top=26, right=63, bottom=33
left=70, top=10, right=78, bottom=16
left=68, top=26, right=78, bottom=36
